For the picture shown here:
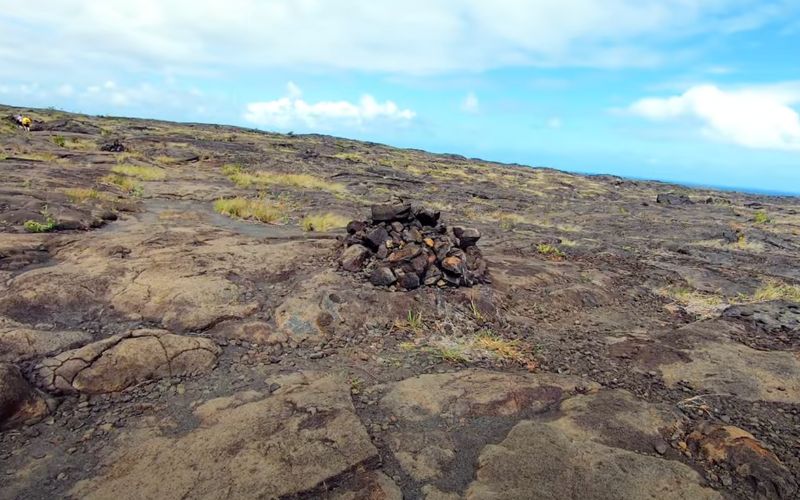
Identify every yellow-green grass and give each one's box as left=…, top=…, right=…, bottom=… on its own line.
left=213, top=197, right=287, bottom=224
left=536, top=243, right=565, bottom=258
left=63, top=187, right=107, bottom=203
left=102, top=174, right=143, bottom=195
left=300, top=213, right=350, bottom=232
left=224, top=166, right=345, bottom=194
left=752, top=280, right=800, bottom=303
left=473, top=330, right=524, bottom=362
left=660, top=286, right=725, bottom=318
left=111, top=164, right=166, bottom=181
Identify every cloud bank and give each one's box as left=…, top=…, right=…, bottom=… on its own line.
left=630, top=83, right=800, bottom=151
left=243, top=83, right=415, bottom=130
left=1, top=1, right=794, bottom=78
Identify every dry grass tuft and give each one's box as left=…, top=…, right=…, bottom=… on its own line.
left=301, top=213, right=350, bottom=232
left=752, top=280, right=800, bottom=303
left=222, top=164, right=345, bottom=194
left=660, top=286, right=725, bottom=318
left=102, top=174, right=143, bottom=195
left=63, top=187, right=107, bottom=203
left=213, top=197, right=287, bottom=223
left=473, top=330, right=524, bottom=362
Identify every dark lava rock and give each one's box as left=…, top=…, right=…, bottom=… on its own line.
left=721, top=229, right=741, bottom=244
left=441, top=255, right=465, bottom=275
left=370, top=267, right=396, bottom=287
left=656, top=193, right=694, bottom=205
left=347, top=220, right=367, bottom=234
left=339, top=244, right=371, bottom=272
left=453, top=227, right=481, bottom=248
left=100, top=140, right=126, bottom=152
left=397, top=272, right=420, bottom=290
left=371, top=203, right=411, bottom=222
left=365, top=227, right=390, bottom=251
left=412, top=206, right=440, bottom=226
left=388, top=244, right=422, bottom=263
left=722, top=300, right=800, bottom=333
left=340, top=205, right=489, bottom=290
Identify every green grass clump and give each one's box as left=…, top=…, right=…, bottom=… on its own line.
left=753, top=210, right=770, bottom=224
left=300, top=213, right=349, bottom=232
left=536, top=243, right=565, bottom=258
left=213, top=197, right=286, bottom=223
left=111, top=164, right=166, bottom=181
left=52, top=135, right=66, bottom=147
left=24, top=219, right=56, bottom=233
left=102, top=174, right=144, bottom=196
left=752, top=280, right=800, bottom=303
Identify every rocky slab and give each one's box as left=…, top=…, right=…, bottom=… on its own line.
left=37, top=329, right=220, bottom=393
left=71, top=372, right=377, bottom=499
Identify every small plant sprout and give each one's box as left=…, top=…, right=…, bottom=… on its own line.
left=24, top=205, right=57, bottom=233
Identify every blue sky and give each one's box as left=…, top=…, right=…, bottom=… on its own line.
left=2, top=1, right=799, bottom=194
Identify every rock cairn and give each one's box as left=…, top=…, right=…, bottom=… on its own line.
left=339, top=202, right=489, bottom=290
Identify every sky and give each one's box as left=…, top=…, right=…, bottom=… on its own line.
left=1, top=1, right=799, bottom=194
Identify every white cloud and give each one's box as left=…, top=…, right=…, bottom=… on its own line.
left=0, top=1, right=794, bottom=77
left=243, top=83, right=415, bottom=130
left=461, top=92, right=479, bottom=113
left=629, top=83, right=800, bottom=151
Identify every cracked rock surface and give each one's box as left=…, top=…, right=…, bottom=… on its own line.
left=36, top=329, right=220, bottom=394
left=71, top=372, right=377, bottom=499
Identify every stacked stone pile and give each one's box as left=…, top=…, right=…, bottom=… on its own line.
left=339, top=202, right=489, bottom=290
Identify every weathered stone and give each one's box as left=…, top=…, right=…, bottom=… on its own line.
left=390, top=221, right=405, bottom=233
left=388, top=244, right=422, bottom=263
left=339, top=244, right=371, bottom=272
left=376, top=245, right=390, bottom=259
left=346, top=220, right=367, bottom=234
left=686, top=421, right=797, bottom=498
left=365, top=226, right=390, bottom=251
left=370, top=267, right=396, bottom=287
left=37, top=329, right=220, bottom=394
left=331, top=471, right=402, bottom=500
left=1, top=363, right=51, bottom=429
left=371, top=203, right=411, bottom=222
left=0, top=323, right=92, bottom=362
left=398, top=272, right=421, bottom=290
left=72, top=372, right=378, bottom=500
left=413, top=206, right=440, bottom=226
left=403, top=227, right=423, bottom=243
left=453, top=227, right=481, bottom=247
left=423, top=265, right=442, bottom=285
left=441, top=256, right=465, bottom=275
left=410, top=253, right=429, bottom=276
left=656, top=192, right=694, bottom=205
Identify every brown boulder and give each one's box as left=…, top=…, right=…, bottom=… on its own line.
left=371, top=203, right=411, bottom=222
left=687, top=422, right=797, bottom=498
left=453, top=227, right=481, bottom=248
left=0, top=363, right=51, bottom=429
left=339, top=244, right=371, bottom=272
left=388, top=243, right=421, bottom=263
left=37, top=329, right=220, bottom=394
